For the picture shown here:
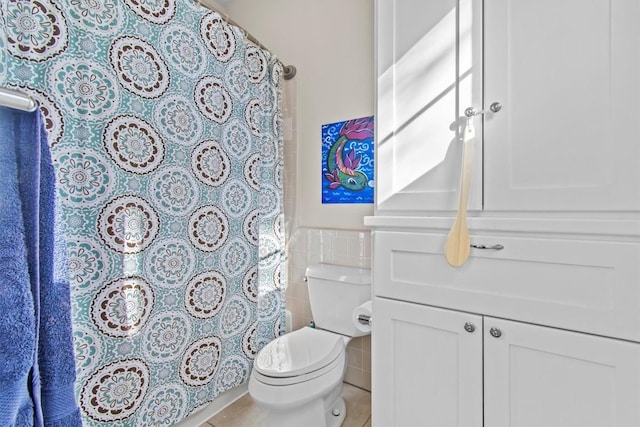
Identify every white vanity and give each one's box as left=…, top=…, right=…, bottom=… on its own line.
left=368, top=1, right=640, bottom=425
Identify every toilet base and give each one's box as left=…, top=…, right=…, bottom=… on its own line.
left=328, top=397, right=346, bottom=427
left=266, top=393, right=346, bottom=427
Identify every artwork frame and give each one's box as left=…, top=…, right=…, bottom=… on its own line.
left=321, top=116, right=374, bottom=204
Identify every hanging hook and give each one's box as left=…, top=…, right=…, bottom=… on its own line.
left=465, top=102, right=503, bottom=117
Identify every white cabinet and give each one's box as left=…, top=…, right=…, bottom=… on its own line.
left=373, top=298, right=640, bottom=427
left=375, top=0, right=640, bottom=213
left=376, top=0, right=483, bottom=213
left=483, top=0, right=640, bottom=211
left=485, top=317, right=640, bottom=427
left=372, top=0, right=640, bottom=424
left=372, top=298, right=482, bottom=427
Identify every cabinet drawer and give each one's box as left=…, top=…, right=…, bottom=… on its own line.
left=374, top=231, right=640, bottom=341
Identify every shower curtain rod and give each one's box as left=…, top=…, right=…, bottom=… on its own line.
left=0, top=86, right=38, bottom=112
left=197, top=0, right=297, bottom=80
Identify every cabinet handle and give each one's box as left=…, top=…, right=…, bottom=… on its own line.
left=489, top=327, right=502, bottom=338
left=464, top=102, right=502, bottom=117
left=464, top=322, right=476, bottom=333
left=470, top=244, right=504, bottom=250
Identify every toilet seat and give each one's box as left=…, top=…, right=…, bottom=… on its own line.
left=253, top=327, right=346, bottom=386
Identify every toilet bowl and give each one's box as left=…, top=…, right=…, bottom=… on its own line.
left=249, top=327, right=349, bottom=427
left=248, top=264, right=371, bottom=427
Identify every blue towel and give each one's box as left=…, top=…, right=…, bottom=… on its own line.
left=0, top=106, right=81, bottom=427
left=0, top=106, right=38, bottom=426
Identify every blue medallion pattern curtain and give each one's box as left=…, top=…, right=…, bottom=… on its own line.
left=0, top=0, right=286, bottom=425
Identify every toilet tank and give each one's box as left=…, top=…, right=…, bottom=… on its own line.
left=305, top=264, right=371, bottom=337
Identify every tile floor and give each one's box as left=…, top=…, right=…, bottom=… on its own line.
left=202, top=383, right=371, bottom=427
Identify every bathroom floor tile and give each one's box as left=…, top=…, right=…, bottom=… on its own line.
left=203, top=392, right=268, bottom=427
left=341, top=383, right=372, bottom=427
left=204, top=383, right=371, bottom=427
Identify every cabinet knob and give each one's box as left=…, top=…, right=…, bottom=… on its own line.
left=489, top=327, right=502, bottom=338
left=464, top=322, right=476, bottom=333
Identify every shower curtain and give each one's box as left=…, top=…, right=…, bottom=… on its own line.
left=0, top=0, right=285, bottom=425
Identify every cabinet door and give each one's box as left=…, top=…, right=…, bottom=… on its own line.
left=372, top=298, right=482, bottom=427
left=484, top=0, right=640, bottom=211
left=375, top=0, right=482, bottom=213
left=484, top=318, right=640, bottom=427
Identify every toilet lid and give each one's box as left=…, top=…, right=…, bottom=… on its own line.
left=254, top=327, right=345, bottom=378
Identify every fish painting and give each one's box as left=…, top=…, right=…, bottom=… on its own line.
left=322, top=116, right=374, bottom=204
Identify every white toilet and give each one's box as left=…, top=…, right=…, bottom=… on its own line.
left=248, top=263, right=371, bottom=427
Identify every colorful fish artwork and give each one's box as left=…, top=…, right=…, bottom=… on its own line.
left=321, top=116, right=375, bottom=204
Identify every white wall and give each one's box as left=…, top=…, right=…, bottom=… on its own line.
left=226, top=0, right=375, bottom=230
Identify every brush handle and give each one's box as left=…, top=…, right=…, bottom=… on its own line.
left=445, top=120, right=475, bottom=267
